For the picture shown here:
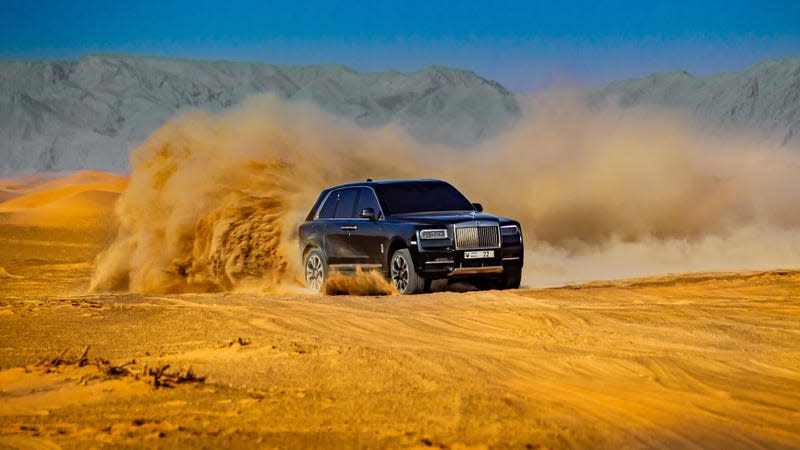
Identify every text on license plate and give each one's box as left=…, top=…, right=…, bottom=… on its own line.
left=464, top=250, right=494, bottom=259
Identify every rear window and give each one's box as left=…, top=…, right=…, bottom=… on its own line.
left=376, top=182, right=474, bottom=215
left=333, top=188, right=358, bottom=218
left=318, top=192, right=338, bottom=219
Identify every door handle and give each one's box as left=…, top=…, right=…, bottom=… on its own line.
left=340, top=225, right=358, bottom=231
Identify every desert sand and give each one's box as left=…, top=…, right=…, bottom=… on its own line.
left=0, top=173, right=798, bottom=449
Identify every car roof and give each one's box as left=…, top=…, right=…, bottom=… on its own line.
left=324, top=179, right=449, bottom=191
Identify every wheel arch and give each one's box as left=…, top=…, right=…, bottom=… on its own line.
left=386, top=237, right=410, bottom=269
left=302, top=240, right=323, bottom=260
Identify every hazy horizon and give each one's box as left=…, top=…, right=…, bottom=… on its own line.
left=5, top=51, right=800, bottom=94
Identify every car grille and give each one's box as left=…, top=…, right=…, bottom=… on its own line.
left=455, top=225, right=500, bottom=249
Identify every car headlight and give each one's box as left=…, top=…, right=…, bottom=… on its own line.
left=419, top=229, right=448, bottom=240
left=500, top=225, right=520, bottom=236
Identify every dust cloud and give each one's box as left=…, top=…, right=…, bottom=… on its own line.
left=89, top=96, right=428, bottom=293
left=90, top=93, right=800, bottom=292
left=323, top=268, right=397, bottom=296
left=458, top=92, right=800, bottom=284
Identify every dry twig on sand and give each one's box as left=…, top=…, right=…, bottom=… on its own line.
left=35, top=346, right=206, bottom=388
left=141, top=364, right=206, bottom=388
left=216, top=336, right=252, bottom=348
left=37, top=345, right=90, bottom=368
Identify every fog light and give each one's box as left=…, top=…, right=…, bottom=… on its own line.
left=426, top=257, right=454, bottom=265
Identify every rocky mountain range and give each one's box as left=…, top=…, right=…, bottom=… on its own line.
left=592, top=56, right=800, bottom=148
left=0, top=54, right=519, bottom=174
left=1, top=54, right=798, bottom=174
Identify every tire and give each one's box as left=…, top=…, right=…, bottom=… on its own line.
left=472, top=277, right=496, bottom=291
left=499, top=269, right=521, bottom=290
left=390, top=248, right=424, bottom=295
left=303, top=248, right=328, bottom=292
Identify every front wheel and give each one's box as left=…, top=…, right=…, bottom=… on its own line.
left=390, top=248, right=424, bottom=295
left=304, top=248, right=327, bottom=292
left=499, top=269, right=521, bottom=290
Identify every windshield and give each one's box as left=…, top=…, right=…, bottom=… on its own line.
left=376, top=182, right=474, bottom=215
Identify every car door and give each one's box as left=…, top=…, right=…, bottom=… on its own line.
left=324, top=188, right=359, bottom=268
left=349, top=188, right=385, bottom=269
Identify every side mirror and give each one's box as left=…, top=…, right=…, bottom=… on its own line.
left=472, top=203, right=483, bottom=213
left=360, top=207, right=377, bottom=221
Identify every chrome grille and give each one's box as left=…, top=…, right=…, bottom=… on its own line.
left=455, top=225, right=500, bottom=249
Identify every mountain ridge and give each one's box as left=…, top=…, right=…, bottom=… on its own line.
left=0, top=54, right=520, bottom=174
left=591, top=55, right=800, bottom=148
left=2, top=54, right=799, bottom=175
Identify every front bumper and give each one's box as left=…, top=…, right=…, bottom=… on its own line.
left=410, top=240, right=524, bottom=279
left=448, top=266, right=504, bottom=276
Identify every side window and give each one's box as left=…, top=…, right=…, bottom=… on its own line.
left=318, top=191, right=338, bottom=219
left=333, top=188, right=358, bottom=218
left=355, top=188, right=381, bottom=217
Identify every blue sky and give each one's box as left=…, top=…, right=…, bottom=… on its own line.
left=1, top=1, right=799, bottom=91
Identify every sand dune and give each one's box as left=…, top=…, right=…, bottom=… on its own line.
left=0, top=170, right=124, bottom=197
left=0, top=190, right=18, bottom=203
left=0, top=174, right=50, bottom=196
left=0, top=172, right=124, bottom=296
left=0, top=190, right=121, bottom=227
left=0, top=170, right=125, bottom=227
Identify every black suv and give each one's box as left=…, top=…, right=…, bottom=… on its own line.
left=298, top=179, right=524, bottom=294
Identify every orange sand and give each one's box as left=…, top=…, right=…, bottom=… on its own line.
left=0, top=170, right=798, bottom=448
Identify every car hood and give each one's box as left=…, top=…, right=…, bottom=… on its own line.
left=387, top=211, right=498, bottom=226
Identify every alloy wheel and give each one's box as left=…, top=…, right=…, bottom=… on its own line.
left=305, top=254, right=324, bottom=292
left=391, top=254, right=409, bottom=293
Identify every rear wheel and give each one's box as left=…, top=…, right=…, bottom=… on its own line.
left=390, top=248, right=424, bottom=295
left=304, top=248, right=327, bottom=292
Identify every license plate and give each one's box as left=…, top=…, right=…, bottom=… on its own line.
left=464, top=250, right=494, bottom=259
